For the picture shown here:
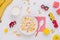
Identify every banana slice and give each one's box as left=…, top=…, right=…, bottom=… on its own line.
left=0, top=0, right=5, bottom=6
left=0, top=0, right=13, bottom=22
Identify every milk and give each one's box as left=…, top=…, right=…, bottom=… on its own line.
left=11, top=7, right=20, bottom=16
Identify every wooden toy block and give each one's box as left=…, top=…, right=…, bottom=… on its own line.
left=48, top=12, right=55, bottom=21
left=50, top=15, right=55, bottom=21
left=52, top=20, right=58, bottom=28
left=48, top=12, right=58, bottom=28
left=53, top=1, right=59, bottom=8
left=4, top=28, right=8, bottom=33
left=43, top=28, right=50, bottom=35
left=56, top=9, right=60, bottom=15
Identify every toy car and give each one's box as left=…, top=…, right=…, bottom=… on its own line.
left=44, top=6, right=49, bottom=11
left=41, top=4, right=45, bottom=9
left=9, top=21, right=16, bottom=28
left=48, top=12, right=58, bottom=28
left=41, top=4, right=49, bottom=11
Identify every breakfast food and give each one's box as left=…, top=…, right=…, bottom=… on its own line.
left=0, top=0, right=12, bottom=22
left=26, top=7, right=30, bottom=14
left=20, top=16, right=37, bottom=35
left=53, top=34, right=60, bottom=40
left=0, top=0, right=5, bottom=6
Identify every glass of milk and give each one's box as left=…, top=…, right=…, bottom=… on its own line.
left=10, top=6, right=21, bottom=20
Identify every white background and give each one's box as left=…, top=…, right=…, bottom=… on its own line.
left=0, top=0, right=60, bottom=40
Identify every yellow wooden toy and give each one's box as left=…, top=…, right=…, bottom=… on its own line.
left=43, top=28, right=50, bottom=35
left=4, top=28, right=8, bottom=33
left=48, top=12, right=55, bottom=21
left=0, top=0, right=13, bottom=22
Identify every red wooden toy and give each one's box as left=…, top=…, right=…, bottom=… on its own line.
left=52, top=20, right=58, bottom=28
left=41, top=5, right=45, bottom=9
left=44, top=6, right=49, bottom=11
left=41, top=4, right=49, bottom=11
left=9, top=21, right=16, bottom=28
left=56, top=9, right=60, bottom=15
left=53, top=1, right=59, bottom=8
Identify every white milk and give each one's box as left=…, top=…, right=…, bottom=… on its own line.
left=11, top=7, right=20, bottom=16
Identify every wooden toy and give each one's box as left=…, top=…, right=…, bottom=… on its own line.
left=9, top=21, right=16, bottom=28
left=4, top=28, right=8, bottom=33
left=53, top=1, right=59, bottom=8
left=56, top=9, right=60, bottom=15
left=41, top=4, right=49, bottom=11
left=43, top=28, right=50, bottom=35
left=52, top=20, right=58, bottom=28
left=48, top=12, right=58, bottom=28
left=41, top=4, right=45, bottom=9
left=0, top=0, right=12, bottom=23
left=53, top=34, right=60, bottom=40
left=48, top=12, right=55, bottom=21
left=44, top=6, right=49, bottom=11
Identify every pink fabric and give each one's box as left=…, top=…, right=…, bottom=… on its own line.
left=35, top=16, right=46, bottom=36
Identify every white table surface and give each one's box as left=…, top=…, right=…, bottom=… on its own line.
left=0, top=0, right=60, bottom=40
